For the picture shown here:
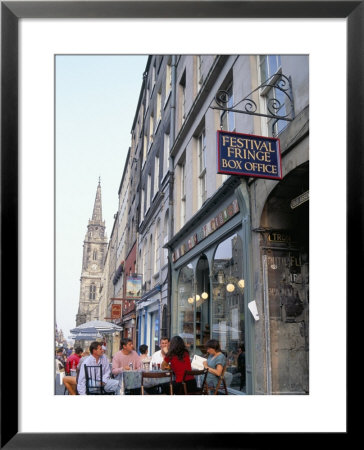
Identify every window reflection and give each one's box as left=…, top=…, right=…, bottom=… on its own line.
left=177, top=264, right=194, bottom=349
left=213, top=233, right=246, bottom=392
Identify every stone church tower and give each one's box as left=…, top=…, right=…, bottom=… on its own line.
left=76, top=180, right=108, bottom=326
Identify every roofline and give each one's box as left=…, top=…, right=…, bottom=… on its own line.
left=131, top=55, right=152, bottom=131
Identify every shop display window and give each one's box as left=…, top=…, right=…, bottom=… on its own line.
left=212, top=233, right=246, bottom=392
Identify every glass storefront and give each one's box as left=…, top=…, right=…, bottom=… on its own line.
left=212, top=233, right=245, bottom=392
left=176, top=231, right=246, bottom=393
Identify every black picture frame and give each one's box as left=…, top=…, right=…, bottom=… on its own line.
left=1, top=1, right=359, bottom=448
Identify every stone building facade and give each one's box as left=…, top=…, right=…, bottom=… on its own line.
left=76, top=180, right=108, bottom=326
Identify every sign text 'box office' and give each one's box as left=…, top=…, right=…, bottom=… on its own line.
left=217, top=130, right=282, bottom=180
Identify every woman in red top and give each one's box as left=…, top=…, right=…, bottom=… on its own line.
left=162, top=335, right=197, bottom=394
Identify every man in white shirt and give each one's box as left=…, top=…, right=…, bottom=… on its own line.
left=149, top=337, right=170, bottom=370
left=77, top=341, right=121, bottom=395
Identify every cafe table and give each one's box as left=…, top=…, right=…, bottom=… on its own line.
left=121, top=369, right=172, bottom=394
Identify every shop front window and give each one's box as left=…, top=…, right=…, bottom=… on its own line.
left=195, top=256, right=210, bottom=354
left=177, top=263, right=194, bottom=350
left=212, top=233, right=246, bottom=392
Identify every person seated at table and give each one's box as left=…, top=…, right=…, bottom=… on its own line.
left=111, top=338, right=142, bottom=394
left=149, top=337, right=169, bottom=370
left=63, top=347, right=83, bottom=395
left=161, top=335, right=197, bottom=395
left=65, top=347, right=83, bottom=374
left=112, top=338, right=142, bottom=373
left=77, top=342, right=122, bottom=395
left=55, top=348, right=65, bottom=372
left=202, top=339, right=226, bottom=394
left=139, top=344, right=151, bottom=369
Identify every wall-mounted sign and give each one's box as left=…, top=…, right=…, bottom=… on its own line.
left=217, top=130, right=282, bottom=180
left=126, top=275, right=142, bottom=299
left=111, top=304, right=121, bottom=319
left=172, top=199, right=239, bottom=262
left=290, top=190, right=309, bottom=209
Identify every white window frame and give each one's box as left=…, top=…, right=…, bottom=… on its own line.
left=146, top=173, right=151, bottom=211
left=163, top=133, right=170, bottom=178
left=165, top=62, right=172, bottom=107
left=220, top=82, right=235, bottom=132
left=153, top=155, right=159, bottom=199
left=258, top=55, right=285, bottom=137
left=180, top=160, right=186, bottom=227
left=197, top=129, right=207, bottom=208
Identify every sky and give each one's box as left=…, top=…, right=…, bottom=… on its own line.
left=56, top=55, right=148, bottom=342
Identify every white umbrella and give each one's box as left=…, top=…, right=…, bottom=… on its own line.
left=70, top=320, right=123, bottom=336
left=69, top=332, right=103, bottom=341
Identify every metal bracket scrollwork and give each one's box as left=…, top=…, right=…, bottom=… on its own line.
left=212, top=73, right=295, bottom=126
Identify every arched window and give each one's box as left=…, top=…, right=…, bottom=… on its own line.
left=212, top=233, right=245, bottom=391
left=93, top=250, right=97, bottom=260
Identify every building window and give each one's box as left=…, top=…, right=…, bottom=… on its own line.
left=140, top=188, right=145, bottom=222
left=165, top=61, right=172, bottom=105
left=151, top=63, right=156, bottom=93
left=177, top=263, right=195, bottom=349
left=154, top=220, right=160, bottom=274
left=179, top=72, right=186, bottom=127
left=156, top=91, right=162, bottom=128
left=163, top=211, right=169, bottom=266
left=145, top=87, right=150, bottom=114
left=163, top=133, right=170, bottom=177
left=212, top=233, right=245, bottom=392
left=197, top=129, right=207, bottom=208
left=179, top=160, right=186, bottom=227
left=154, top=155, right=159, bottom=197
left=146, top=174, right=151, bottom=211
left=259, top=55, right=286, bottom=136
left=93, top=250, right=97, bottom=260
left=220, top=82, right=234, bottom=132
left=196, top=55, right=203, bottom=93
left=89, top=284, right=96, bottom=300
left=143, top=135, right=147, bottom=164
left=149, top=114, right=154, bottom=149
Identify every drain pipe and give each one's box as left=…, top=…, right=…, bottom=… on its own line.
left=166, top=55, right=176, bottom=337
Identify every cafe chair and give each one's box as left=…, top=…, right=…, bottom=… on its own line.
left=182, top=368, right=208, bottom=395
left=207, top=365, right=229, bottom=395
left=141, top=370, right=173, bottom=395
left=84, top=365, right=115, bottom=395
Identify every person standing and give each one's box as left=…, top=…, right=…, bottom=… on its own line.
left=77, top=341, right=121, bottom=395
left=202, top=339, right=226, bottom=393
left=149, top=337, right=169, bottom=370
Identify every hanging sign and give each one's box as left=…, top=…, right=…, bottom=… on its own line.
left=111, top=304, right=122, bottom=319
left=217, top=130, right=282, bottom=180
left=126, top=274, right=142, bottom=299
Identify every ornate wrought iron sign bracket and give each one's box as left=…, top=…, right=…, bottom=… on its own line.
left=211, top=73, right=295, bottom=128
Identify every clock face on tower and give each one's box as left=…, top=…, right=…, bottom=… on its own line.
left=90, top=263, right=98, bottom=271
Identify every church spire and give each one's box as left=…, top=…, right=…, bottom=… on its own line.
left=91, top=178, right=103, bottom=223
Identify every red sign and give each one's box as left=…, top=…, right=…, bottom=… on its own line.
left=111, top=304, right=121, bottom=319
